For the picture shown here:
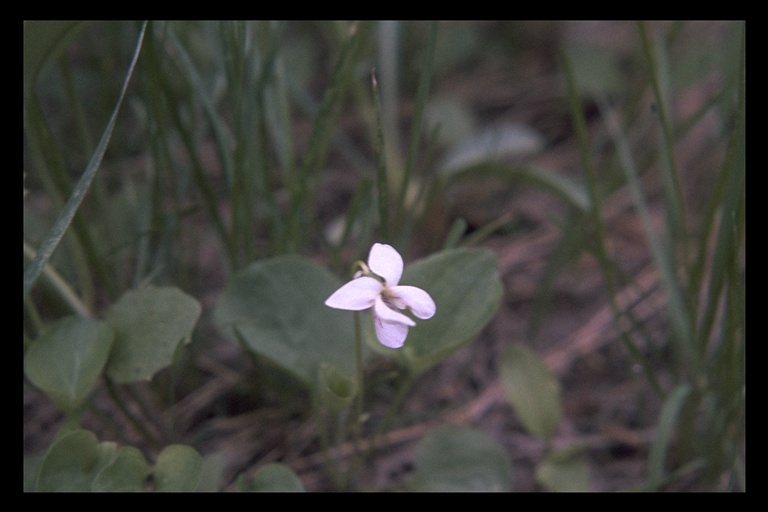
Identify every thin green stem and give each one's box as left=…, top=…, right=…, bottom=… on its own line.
left=314, top=396, right=346, bottom=490
left=125, top=383, right=174, bottom=444
left=353, top=310, right=365, bottom=446
left=339, top=310, right=366, bottom=490
left=365, top=370, right=413, bottom=461
left=23, top=295, right=44, bottom=341
left=104, top=378, right=161, bottom=449
left=23, top=240, right=92, bottom=318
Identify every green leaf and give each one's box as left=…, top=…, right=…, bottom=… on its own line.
left=236, top=463, right=305, bottom=492
left=499, top=344, right=562, bottom=440
left=92, top=446, right=149, bottom=492
left=35, top=429, right=150, bottom=492
left=412, top=425, right=512, bottom=492
left=536, top=446, right=590, bottom=492
left=24, top=316, right=114, bottom=414
left=36, top=429, right=102, bottom=492
left=36, top=430, right=98, bottom=491
left=153, top=444, right=203, bottom=492
left=369, top=248, right=502, bottom=376
left=105, top=286, right=201, bottom=383
left=195, top=451, right=227, bottom=492
left=214, top=255, right=358, bottom=387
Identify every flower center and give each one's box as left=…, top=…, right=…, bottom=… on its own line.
left=352, top=260, right=386, bottom=285
left=380, top=286, right=400, bottom=310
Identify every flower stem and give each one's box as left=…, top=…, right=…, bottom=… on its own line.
left=104, top=378, right=160, bottom=449
left=348, top=310, right=365, bottom=488
left=365, top=370, right=413, bottom=461
left=353, top=310, right=364, bottom=442
left=315, top=396, right=346, bottom=490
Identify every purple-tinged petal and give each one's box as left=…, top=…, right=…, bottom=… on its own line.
left=324, top=276, right=381, bottom=311
left=368, top=243, right=403, bottom=286
left=390, top=285, right=436, bottom=319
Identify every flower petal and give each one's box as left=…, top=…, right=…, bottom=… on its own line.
left=324, top=276, right=381, bottom=310
left=374, top=296, right=415, bottom=326
left=368, top=243, right=403, bottom=286
left=374, top=317, right=409, bottom=348
left=390, top=285, right=436, bottom=319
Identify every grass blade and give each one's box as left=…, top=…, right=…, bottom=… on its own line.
left=396, top=22, right=438, bottom=230
left=23, top=22, right=148, bottom=299
left=597, top=94, right=695, bottom=371
left=289, top=21, right=372, bottom=251
left=165, top=25, right=235, bottom=190
left=637, top=22, right=689, bottom=268
left=372, top=70, right=390, bottom=243
left=648, top=383, right=693, bottom=488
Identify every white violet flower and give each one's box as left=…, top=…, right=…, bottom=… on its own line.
left=325, top=243, right=436, bottom=349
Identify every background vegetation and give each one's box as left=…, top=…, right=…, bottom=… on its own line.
left=24, top=20, right=744, bottom=491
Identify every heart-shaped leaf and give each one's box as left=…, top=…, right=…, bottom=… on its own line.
left=105, top=286, right=201, bottom=383
left=535, top=445, right=590, bottom=492
left=35, top=429, right=150, bottom=492
left=153, top=444, right=202, bottom=492
left=499, top=344, right=562, bottom=440
left=36, top=429, right=102, bottom=491
left=24, top=315, right=114, bottom=414
left=236, top=463, right=305, bottom=492
left=92, top=446, right=149, bottom=492
left=214, top=255, right=358, bottom=387
left=367, top=248, right=502, bottom=375
left=412, top=424, right=512, bottom=492
left=195, top=451, right=227, bottom=492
